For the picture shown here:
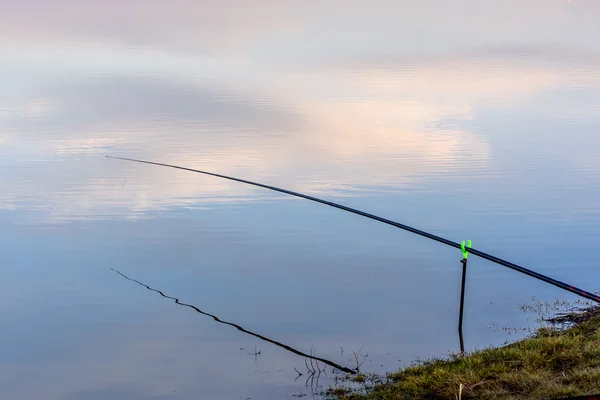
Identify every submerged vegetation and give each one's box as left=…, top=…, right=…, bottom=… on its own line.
left=327, top=304, right=600, bottom=400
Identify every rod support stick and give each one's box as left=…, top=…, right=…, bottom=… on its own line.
left=458, top=257, right=468, bottom=333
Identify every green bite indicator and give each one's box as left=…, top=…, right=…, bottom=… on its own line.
left=461, top=240, right=472, bottom=259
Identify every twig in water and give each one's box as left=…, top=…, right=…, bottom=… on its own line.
left=305, top=358, right=313, bottom=374
left=247, top=345, right=261, bottom=364
left=311, top=347, right=323, bottom=374
left=352, top=346, right=367, bottom=372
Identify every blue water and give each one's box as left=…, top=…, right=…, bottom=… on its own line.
left=1, top=1, right=600, bottom=398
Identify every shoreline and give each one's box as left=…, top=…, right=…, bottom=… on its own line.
left=327, top=305, right=600, bottom=400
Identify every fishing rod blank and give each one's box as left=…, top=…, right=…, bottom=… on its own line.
left=106, top=155, right=600, bottom=304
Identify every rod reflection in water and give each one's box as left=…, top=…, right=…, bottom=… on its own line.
left=111, top=268, right=357, bottom=374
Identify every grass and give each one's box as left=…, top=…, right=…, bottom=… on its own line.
left=327, top=305, right=600, bottom=400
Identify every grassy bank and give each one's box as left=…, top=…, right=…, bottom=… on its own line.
left=328, top=306, right=600, bottom=400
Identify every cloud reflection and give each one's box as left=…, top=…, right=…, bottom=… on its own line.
left=0, top=66, right=491, bottom=221
left=1, top=0, right=599, bottom=221
left=4, top=51, right=600, bottom=221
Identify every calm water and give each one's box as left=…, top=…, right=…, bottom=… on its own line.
left=2, top=1, right=600, bottom=398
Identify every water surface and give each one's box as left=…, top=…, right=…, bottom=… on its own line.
left=1, top=1, right=600, bottom=398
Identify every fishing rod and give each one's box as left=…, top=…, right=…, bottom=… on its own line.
left=106, top=155, right=600, bottom=304
left=111, top=268, right=357, bottom=374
